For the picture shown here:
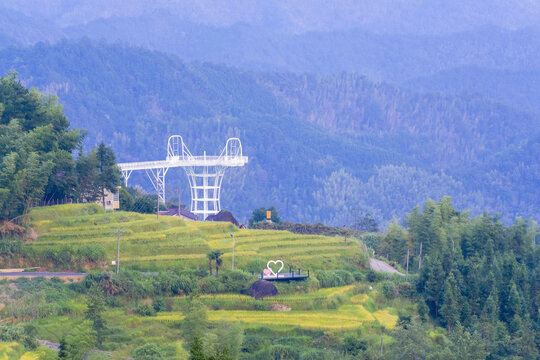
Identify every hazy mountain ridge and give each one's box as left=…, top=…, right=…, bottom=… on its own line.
left=0, top=40, right=537, bottom=225
left=30, top=16, right=540, bottom=83
left=2, top=0, right=540, bottom=34
left=2, top=2, right=540, bottom=84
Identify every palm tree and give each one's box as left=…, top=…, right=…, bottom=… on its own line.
left=215, top=251, right=224, bottom=276
left=207, top=251, right=214, bottom=275
left=207, top=250, right=224, bottom=276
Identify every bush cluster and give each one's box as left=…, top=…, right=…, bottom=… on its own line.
left=0, top=236, right=23, bottom=257
left=23, top=244, right=105, bottom=268
left=316, top=269, right=355, bottom=288
left=0, top=323, right=38, bottom=349
left=79, top=269, right=256, bottom=301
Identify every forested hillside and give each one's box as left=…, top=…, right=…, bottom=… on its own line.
left=402, top=67, right=540, bottom=115
left=0, top=41, right=538, bottom=224
left=375, top=197, right=540, bottom=359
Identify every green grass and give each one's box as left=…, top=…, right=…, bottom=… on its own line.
left=30, top=311, right=188, bottom=359
left=161, top=284, right=399, bottom=331
left=25, top=204, right=367, bottom=272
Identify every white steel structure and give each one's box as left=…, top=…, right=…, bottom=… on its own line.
left=118, top=135, right=248, bottom=221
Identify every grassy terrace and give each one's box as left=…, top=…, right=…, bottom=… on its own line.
left=26, top=204, right=366, bottom=272
left=24, top=284, right=402, bottom=358
left=0, top=205, right=413, bottom=359
left=154, top=285, right=399, bottom=331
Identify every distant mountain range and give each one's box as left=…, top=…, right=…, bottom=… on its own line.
left=2, top=0, right=540, bottom=35
left=0, top=40, right=537, bottom=225
left=2, top=2, right=540, bottom=84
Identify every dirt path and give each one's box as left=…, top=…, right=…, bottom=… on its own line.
left=369, top=258, right=404, bottom=275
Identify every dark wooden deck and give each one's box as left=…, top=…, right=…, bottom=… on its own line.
left=258, top=272, right=309, bottom=281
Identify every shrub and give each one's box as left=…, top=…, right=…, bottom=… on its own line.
left=0, top=323, right=38, bottom=349
left=132, top=196, right=155, bottom=214
left=398, top=311, right=412, bottom=326
left=135, top=304, right=156, bottom=317
left=381, top=281, right=396, bottom=300
left=132, top=344, right=163, bottom=360
left=398, top=281, right=415, bottom=298
left=242, top=335, right=270, bottom=354
left=366, top=270, right=377, bottom=283
left=243, top=258, right=267, bottom=273
left=198, top=276, right=225, bottom=294
left=274, top=277, right=319, bottom=295
left=316, top=270, right=355, bottom=288
left=153, top=298, right=165, bottom=312
left=171, top=274, right=197, bottom=295
left=254, top=301, right=268, bottom=311
left=105, top=296, right=121, bottom=307
left=341, top=333, right=367, bottom=356
left=219, top=269, right=253, bottom=292
left=255, top=345, right=299, bottom=360
left=300, top=349, right=328, bottom=360
left=116, top=272, right=155, bottom=299
left=0, top=236, right=22, bottom=256
left=353, top=283, right=370, bottom=294
left=352, top=271, right=364, bottom=281
left=363, top=233, right=380, bottom=250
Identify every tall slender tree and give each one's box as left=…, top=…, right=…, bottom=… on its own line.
left=96, top=142, right=122, bottom=207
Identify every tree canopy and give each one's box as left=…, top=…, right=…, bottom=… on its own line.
left=0, top=73, right=121, bottom=220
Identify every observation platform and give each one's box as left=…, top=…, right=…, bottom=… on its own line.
left=257, top=270, right=310, bottom=282
left=116, top=135, right=248, bottom=221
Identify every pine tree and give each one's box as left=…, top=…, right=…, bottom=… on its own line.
left=85, top=286, right=107, bottom=347
left=58, top=337, right=68, bottom=359
left=481, top=291, right=499, bottom=324
left=420, top=255, right=445, bottom=317
left=448, top=323, right=487, bottom=360
left=505, top=282, right=522, bottom=321
left=96, top=142, right=122, bottom=207
left=189, top=334, right=207, bottom=360
left=440, top=273, right=460, bottom=329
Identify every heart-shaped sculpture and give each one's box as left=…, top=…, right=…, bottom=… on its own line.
left=266, top=260, right=284, bottom=277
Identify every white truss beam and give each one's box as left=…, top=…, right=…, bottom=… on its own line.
left=145, top=167, right=169, bottom=202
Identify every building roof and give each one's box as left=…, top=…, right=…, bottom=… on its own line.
left=206, top=210, right=240, bottom=227
left=158, top=208, right=199, bottom=221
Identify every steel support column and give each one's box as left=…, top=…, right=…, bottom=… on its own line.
left=145, top=167, right=169, bottom=202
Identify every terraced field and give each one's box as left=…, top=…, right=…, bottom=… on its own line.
left=26, top=204, right=366, bottom=271
left=152, top=285, right=398, bottom=331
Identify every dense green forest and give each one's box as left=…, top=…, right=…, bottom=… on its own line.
left=375, top=197, right=540, bottom=359
left=0, top=73, right=121, bottom=220
left=0, top=41, right=537, bottom=225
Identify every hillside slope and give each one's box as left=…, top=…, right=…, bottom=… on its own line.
left=25, top=204, right=366, bottom=272
left=402, top=67, right=540, bottom=115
